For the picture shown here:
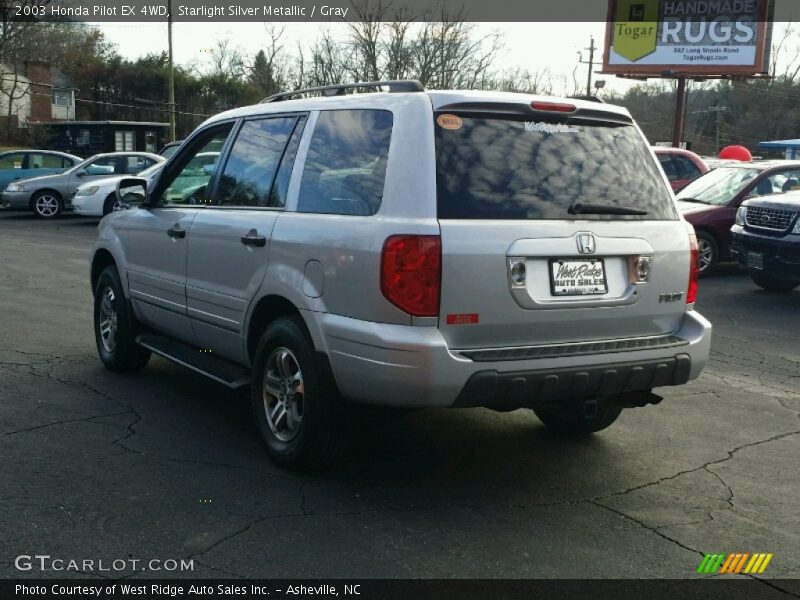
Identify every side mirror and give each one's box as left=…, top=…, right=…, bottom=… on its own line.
left=75, top=170, right=87, bottom=177
left=115, top=177, right=147, bottom=210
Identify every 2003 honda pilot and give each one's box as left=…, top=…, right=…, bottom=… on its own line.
left=89, top=81, right=711, bottom=468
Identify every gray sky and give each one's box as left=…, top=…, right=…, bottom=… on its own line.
left=96, top=21, right=642, bottom=95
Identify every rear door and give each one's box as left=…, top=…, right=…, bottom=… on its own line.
left=186, top=114, right=306, bottom=363
left=433, top=105, right=691, bottom=351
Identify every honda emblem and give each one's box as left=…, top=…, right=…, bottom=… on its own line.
left=577, top=233, right=596, bottom=254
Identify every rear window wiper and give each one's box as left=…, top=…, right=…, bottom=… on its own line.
left=568, top=202, right=648, bottom=216
left=676, top=197, right=709, bottom=204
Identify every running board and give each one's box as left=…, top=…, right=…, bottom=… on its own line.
left=136, top=334, right=251, bottom=389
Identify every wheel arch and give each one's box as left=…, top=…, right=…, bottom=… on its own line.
left=246, top=295, right=320, bottom=364
left=90, top=248, right=118, bottom=293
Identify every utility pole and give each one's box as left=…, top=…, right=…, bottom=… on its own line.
left=692, top=106, right=729, bottom=154
left=671, top=76, right=687, bottom=148
left=577, top=36, right=597, bottom=97
left=167, top=0, right=176, bottom=142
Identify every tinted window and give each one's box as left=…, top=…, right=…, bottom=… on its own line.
left=270, top=117, right=306, bottom=208
left=157, top=124, right=233, bottom=206
left=674, top=156, right=700, bottom=179
left=28, top=153, right=64, bottom=169
left=0, top=153, right=25, bottom=169
left=297, top=110, right=392, bottom=216
left=435, top=114, right=676, bottom=220
left=215, top=117, right=298, bottom=208
left=658, top=155, right=678, bottom=180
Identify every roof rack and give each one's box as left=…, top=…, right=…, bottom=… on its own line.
left=261, top=80, right=425, bottom=103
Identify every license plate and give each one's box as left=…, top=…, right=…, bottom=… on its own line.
left=747, top=252, right=764, bottom=270
left=549, top=258, right=608, bottom=296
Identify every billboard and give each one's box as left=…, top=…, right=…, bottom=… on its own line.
left=602, top=0, right=773, bottom=75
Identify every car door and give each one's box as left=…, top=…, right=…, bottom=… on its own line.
left=186, top=114, right=307, bottom=363
left=121, top=123, right=235, bottom=342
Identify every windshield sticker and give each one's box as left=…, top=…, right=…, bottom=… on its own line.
left=524, top=121, right=579, bottom=134
left=437, top=114, right=463, bottom=130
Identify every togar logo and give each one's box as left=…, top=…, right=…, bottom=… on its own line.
left=697, top=552, right=773, bottom=575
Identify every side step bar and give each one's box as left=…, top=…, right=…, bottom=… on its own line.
left=136, top=334, right=251, bottom=389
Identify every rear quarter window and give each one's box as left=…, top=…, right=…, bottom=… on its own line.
left=297, top=109, right=392, bottom=216
left=435, top=113, right=676, bottom=220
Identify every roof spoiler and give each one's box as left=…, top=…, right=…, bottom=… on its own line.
left=261, top=80, right=425, bottom=103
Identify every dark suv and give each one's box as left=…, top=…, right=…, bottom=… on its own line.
left=731, top=190, right=800, bottom=292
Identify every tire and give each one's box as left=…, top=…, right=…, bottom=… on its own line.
left=533, top=402, right=622, bottom=437
left=93, top=266, right=150, bottom=372
left=102, top=193, right=119, bottom=216
left=31, top=190, right=63, bottom=219
left=251, top=316, right=351, bottom=469
left=749, top=270, right=798, bottom=293
left=696, top=231, right=718, bottom=277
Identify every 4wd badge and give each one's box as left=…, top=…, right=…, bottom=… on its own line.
left=611, top=0, right=659, bottom=62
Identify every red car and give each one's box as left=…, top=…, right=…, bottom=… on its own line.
left=676, top=161, right=800, bottom=275
left=653, top=147, right=709, bottom=192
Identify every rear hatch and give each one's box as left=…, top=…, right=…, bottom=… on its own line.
left=432, top=99, right=691, bottom=351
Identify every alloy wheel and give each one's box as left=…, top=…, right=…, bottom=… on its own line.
left=35, top=195, right=60, bottom=217
left=262, top=346, right=305, bottom=442
left=697, top=237, right=714, bottom=273
left=98, top=287, right=118, bottom=353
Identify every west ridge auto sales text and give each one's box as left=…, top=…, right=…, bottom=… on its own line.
left=178, top=5, right=349, bottom=17
left=16, top=583, right=353, bottom=596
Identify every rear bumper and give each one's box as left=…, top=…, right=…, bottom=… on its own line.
left=731, top=227, right=800, bottom=281
left=316, top=310, right=712, bottom=408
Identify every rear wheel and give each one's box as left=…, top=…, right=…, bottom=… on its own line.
left=32, top=191, right=63, bottom=219
left=251, top=316, right=351, bottom=469
left=749, top=271, right=798, bottom=293
left=696, top=231, right=718, bottom=277
left=93, top=266, right=150, bottom=372
left=533, top=403, right=622, bottom=437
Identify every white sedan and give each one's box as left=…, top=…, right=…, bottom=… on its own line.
left=71, top=160, right=165, bottom=217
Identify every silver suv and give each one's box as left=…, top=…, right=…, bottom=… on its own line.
left=89, top=81, right=711, bottom=468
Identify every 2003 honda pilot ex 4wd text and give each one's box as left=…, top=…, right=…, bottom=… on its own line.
left=89, top=81, right=711, bottom=468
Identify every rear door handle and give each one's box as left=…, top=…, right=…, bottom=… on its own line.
left=241, top=229, right=266, bottom=247
left=167, top=224, right=186, bottom=239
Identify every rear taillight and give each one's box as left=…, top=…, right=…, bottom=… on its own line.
left=380, top=235, right=441, bottom=317
left=687, top=233, right=699, bottom=304
left=531, top=101, right=576, bottom=113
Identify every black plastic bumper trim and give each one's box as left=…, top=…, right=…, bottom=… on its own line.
left=452, top=354, right=692, bottom=408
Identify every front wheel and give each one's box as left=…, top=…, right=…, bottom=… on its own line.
left=749, top=270, right=798, bottom=293
left=533, top=403, right=622, bottom=437
left=93, top=266, right=150, bottom=372
left=32, top=191, right=63, bottom=219
left=251, top=316, right=351, bottom=469
left=102, top=193, right=121, bottom=216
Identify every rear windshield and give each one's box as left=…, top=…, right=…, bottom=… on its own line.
left=434, top=113, right=676, bottom=220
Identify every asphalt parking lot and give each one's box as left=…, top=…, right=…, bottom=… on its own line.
left=1, top=211, right=799, bottom=589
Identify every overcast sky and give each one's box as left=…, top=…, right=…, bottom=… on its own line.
left=95, top=21, right=643, bottom=95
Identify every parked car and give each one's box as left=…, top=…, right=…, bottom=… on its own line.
left=675, top=161, right=800, bottom=275
left=159, top=140, right=183, bottom=159
left=72, top=159, right=166, bottom=217
left=0, top=150, right=82, bottom=192
left=653, top=147, right=708, bottom=192
left=89, top=81, right=711, bottom=468
left=731, top=190, right=800, bottom=292
left=1, top=152, right=162, bottom=218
